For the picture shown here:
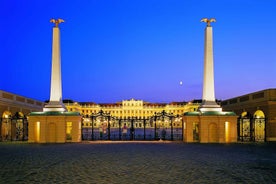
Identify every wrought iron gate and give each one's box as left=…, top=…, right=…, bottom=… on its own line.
left=83, top=110, right=183, bottom=141
left=238, top=116, right=266, bottom=142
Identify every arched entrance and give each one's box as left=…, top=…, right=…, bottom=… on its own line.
left=11, top=112, right=28, bottom=141
left=1, top=111, right=27, bottom=141
left=1, top=111, right=12, bottom=141
left=238, top=110, right=266, bottom=142
left=253, top=110, right=265, bottom=142
left=238, top=112, right=251, bottom=141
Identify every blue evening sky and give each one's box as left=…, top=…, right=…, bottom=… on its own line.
left=1, top=0, right=275, bottom=103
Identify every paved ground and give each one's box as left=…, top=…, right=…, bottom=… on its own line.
left=0, top=141, right=276, bottom=184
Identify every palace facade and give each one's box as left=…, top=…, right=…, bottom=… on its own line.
left=65, top=98, right=199, bottom=118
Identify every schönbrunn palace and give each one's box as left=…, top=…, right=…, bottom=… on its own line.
left=0, top=88, right=275, bottom=142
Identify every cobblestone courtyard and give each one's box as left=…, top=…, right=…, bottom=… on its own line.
left=0, top=141, right=276, bottom=184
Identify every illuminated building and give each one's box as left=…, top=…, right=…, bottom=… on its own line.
left=0, top=90, right=43, bottom=141
left=64, top=99, right=200, bottom=141
left=222, top=88, right=276, bottom=142
left=65, top=98, right=199, bottom=118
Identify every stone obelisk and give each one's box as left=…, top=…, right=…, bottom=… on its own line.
left=183, top=18, right=237, bottom=143
left=199, top=18, right=222, bottom=112
left=43, top=18, right=67, bottom=112
left=28, top=19, right=81, bottom=144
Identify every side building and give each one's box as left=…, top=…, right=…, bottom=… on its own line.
left=0, top=90, right=44, bottom=141
left=221, top=88, right=276, bottom=142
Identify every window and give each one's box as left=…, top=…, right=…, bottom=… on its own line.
left=66, top=122, right=72, bottom=141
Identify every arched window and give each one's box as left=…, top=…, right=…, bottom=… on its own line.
left=253, top=110, right=265, bottom=118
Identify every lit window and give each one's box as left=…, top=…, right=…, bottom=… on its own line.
left=66, top=122, right=72, bottom=141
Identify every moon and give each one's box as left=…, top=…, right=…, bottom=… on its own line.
left=179, top=81, right=183, bottom=85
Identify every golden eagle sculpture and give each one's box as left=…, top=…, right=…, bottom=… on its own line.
left=50, top=18, right=65, bottom=27
left=201, top=18, right=216, bottom=27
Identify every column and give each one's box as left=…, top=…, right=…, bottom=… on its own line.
left=44, top=19, right=67, bottom=112
left=199, top=18, right=222, bottom=112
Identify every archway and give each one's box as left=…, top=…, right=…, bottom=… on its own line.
left=11, top=112, right=28, bottom=141
left=238, top=112, right=251, bottom=141
left=1, top=111, right=12, bottom=141
left=238, top=110, right=266, bottom=142
left=253, top=110, right=265, bottom=142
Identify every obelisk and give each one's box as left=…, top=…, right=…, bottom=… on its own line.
left=43, top=18, right=67, bottom=112
left=199, top=18, right=222, bottom=112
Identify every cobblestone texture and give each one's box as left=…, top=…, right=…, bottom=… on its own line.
left=0, top=141, right=276, bottom=184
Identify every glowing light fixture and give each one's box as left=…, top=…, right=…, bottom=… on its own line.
left=225, top=121, right=229, bottom=143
